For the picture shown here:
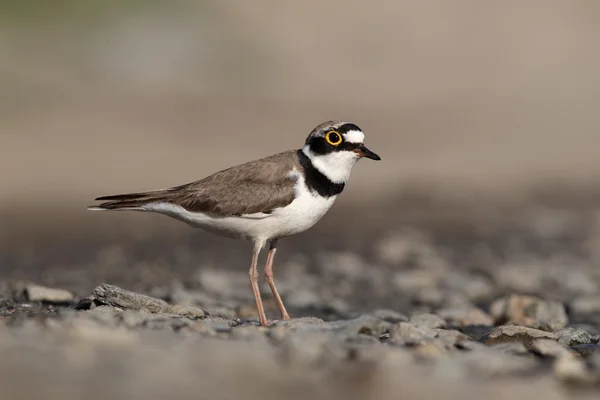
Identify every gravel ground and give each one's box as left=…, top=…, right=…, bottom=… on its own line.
left=2, top=194, right=600, bottom=400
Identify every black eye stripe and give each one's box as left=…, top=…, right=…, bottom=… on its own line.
left=308, top=137, right=361, bottom=154
left=309, top=137, right=329, bottom=154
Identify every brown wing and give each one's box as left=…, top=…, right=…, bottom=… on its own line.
left=92, top=150, right=300, bottom=216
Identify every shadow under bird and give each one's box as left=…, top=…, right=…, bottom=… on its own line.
left=89, top=121, right=381, bottom=326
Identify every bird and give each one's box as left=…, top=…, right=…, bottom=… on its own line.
left=88, top=121, right=381, bottom=326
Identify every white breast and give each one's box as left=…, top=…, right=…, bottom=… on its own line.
left=143, top=168, right=336, bottom=242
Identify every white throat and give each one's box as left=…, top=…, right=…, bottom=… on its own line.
left=302, top=145, right=360, bottom=184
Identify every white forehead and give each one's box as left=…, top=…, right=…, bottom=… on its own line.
left=342, top=130, right=364, bottom=144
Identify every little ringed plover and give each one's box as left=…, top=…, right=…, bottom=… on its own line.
left=89, top=121, right=380, bottom=326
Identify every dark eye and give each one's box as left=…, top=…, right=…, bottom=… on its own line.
left=325, top=131, right=342, bottom=146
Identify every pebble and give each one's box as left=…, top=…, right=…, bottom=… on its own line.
left=481, top=325, right=557, bottom=349
left=24, top=284, right=74, bottom=303
left=490, top=294, right=568, bottom=331
left=92, top=284, right=205, bottom=318
left=389, top=322, right=436, bottom=346
left=553, top=327, right=592, bottom=346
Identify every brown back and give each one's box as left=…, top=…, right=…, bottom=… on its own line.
left=93, top=150, right=301, bottom=216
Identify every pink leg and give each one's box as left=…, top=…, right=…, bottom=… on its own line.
left=249, top=241, right=269, bottom=326
left=264, top=239, right=290, bottom=320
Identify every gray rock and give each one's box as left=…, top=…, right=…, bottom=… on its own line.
left=168, top=304, right=205, bottom=319
left=490, top=294, right=568, bottom=331
left=481, top=325, right=557, bottom=349
left=437, top=306, right=494, bottom=327
left=92, top=284, right=205, bottom=318
left=434, top=329, right=470, bottom=349
left=554, top=327, right=592, bottom=346
left=24, top=284, right=74, bottom=303
left=530, top=339, right=570, bottom=358
left=389, top=322, right=436, bottom=346
left=410, top=313, right=446, bottom=329
left=93, top=284, right=170, bottom=313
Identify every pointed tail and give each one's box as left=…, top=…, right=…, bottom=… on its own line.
left=88, top=191, right=169, bottom=211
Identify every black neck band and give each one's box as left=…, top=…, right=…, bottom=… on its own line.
left=297, top=150, right=345, bottom=197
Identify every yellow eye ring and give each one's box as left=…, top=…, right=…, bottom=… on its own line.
left=325, top=130, right=343, bottom=146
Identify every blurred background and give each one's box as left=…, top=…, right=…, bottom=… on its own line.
left=1, top=0, right=600, bottom=300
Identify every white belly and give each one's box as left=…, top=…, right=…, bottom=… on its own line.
left=143, top=187, right=336, bottom=242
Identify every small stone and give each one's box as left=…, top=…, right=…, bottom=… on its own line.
left=530, top=339, right=571, bottom=358
left=437, top=306, right=494, bottom=327
left=24, top=284, right=74, bottom=303
left=410, top=313, right=446, bottom=329
left=554, top=327, right=592, bottom=347
left=371, top=309, right=408, bottom=324
left=92, top=284, right=169, bottom=313
left=490, top=294, right=568, bottom=331
left=571, top=344, right=600, bottom=357
left=74, top=297, right=95, bottom=310
left=482, top=325, right=557, bottom=349
left=434, top=329, right=470, bottom=349
left=390, top=322, right=436, bottom=345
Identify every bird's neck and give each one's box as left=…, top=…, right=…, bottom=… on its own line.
left=297, top=148, right=349, bottom=197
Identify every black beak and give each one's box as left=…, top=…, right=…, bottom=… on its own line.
left=355, top=144, right=381, bottom=160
